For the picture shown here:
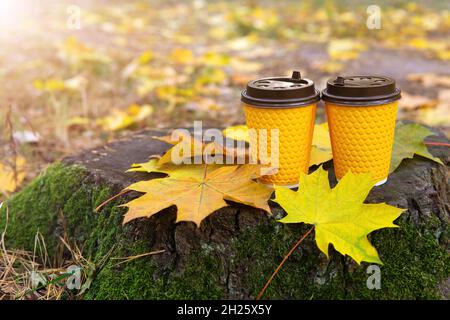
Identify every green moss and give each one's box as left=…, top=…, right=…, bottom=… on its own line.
left=0, top=164, right=124, bottom=259
left=230, top=215, right=449, bottom=299
left=230, top=222, right=347, bottom=299
left=86, top=243, right=225, bottom=300
left=343, top=217, right=450, bottom=299
left=1, top=164, right=89, bottom=253
left=1, top=163, right=448, bottom=299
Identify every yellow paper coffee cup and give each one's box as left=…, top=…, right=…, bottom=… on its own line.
left=241, top=71, right=319, bottom=187
left=322, top=76, right=401, bottom=185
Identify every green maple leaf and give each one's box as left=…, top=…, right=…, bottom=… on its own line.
left=273, top=167, right=406, bottom=264
left=391, top=122, right=443, bottom=173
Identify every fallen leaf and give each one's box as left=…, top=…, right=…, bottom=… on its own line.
left=200, top=52, right=230, bottom=66
left=128, top=158, right=163, bottom=173
left=313, top=60, right=344, bottom=73
left=274, top=167, right=405, bottom=264
left=225, top=35, right=259, bottom=51
left=185, top=98, right=223, bottom=112
left=230, top=58, right=263, bottom=73
left=407, top=73, right=450, bottom=88
left=231, top=73, right=255, bottom=86
left=223, top=125, right=249, bottom=142
left=157, top=138, right=232, bottom=165
left=223, top=124, right=333, bottom=166
left=64, top=75, right=88, bottom=90
left=195, top=68, right=227, bottom=86
left=96, top=104, right=153, bottom=131
left=136, top=78, right=164, bottom=97
left=33, top=76, right=87, bottom=92
left=398, top=92, right=437, bottom=111
left=408, top=37, right=430, bottom=50
left=407, top=38, right=450, bottom=61
left=170, top=48, right=195, bottom=65
left=33, top=79, right=66, bottom=92
left=327, top=39, right=367, bottom=61
left=310, top=122, right=332, bottom=166
left=150, top=131, right=246, bottom=166
left=127, top=104, right=153, bottom=122
left=68, top=116, right=91, bottom=127
left=436, top=49, right=450, bottom=61
left=59, top=36, right=111, bottom=67
left=151, top=132, right=191, bottom=145
left=417, top=90, right=450, bottom=126
left=138, top=50, right=154, bottom=64
left=123, top=164, right=273, bottom=226
left=390, top=122, right=443, bottom=173
left=0, top=156, right=26, bottom=195
left=155, top=85, right=194, bottom=104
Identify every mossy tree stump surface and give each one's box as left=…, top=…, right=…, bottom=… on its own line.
left=1, top=127, right=449, bottom=299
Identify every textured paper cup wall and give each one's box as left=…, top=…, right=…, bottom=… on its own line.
left=244, top=103, right=316, bottom=186
left=325, top=101, right=398, bottom=183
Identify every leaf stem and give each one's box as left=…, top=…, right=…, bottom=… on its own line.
left=256, top=225, right=315, bottom=300
left=424, top=141, right=450, bottom=147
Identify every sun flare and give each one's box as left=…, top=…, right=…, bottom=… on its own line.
left=0, top=0, right=33, bottom=30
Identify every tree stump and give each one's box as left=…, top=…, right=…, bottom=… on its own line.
left=1, top=126, right=449, bottom=299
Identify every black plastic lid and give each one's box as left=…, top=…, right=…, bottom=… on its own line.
left=322, top=75, right=401, bottom=106
left=241, top=71, right=320, bottom=108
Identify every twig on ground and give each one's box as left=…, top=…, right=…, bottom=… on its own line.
left=256, top=226, right=315, bottom=300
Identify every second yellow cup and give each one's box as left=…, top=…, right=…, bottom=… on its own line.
left=241, top=71, right=320, bottom=187
left=322, top=76, right=401, bottom=185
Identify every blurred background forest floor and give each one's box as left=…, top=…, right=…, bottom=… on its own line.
left=0, top=0, right=449, bottom=201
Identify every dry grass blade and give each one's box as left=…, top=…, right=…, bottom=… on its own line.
left=0, top=204, right=98, bottom=300
left=95, top=189, right=131, bottom=212
left=111, top=249, right=165, bottom=267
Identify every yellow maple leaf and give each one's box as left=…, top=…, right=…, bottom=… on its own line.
left=151, top=131, right=192, bottom=145
left=407, top=73, right=450, bottom=88
left=229, top=58, right=263, bottom=73
left=138, top=50, right=153, bottom=64
left=149, top=131, right=246, bottom=165
left=399, top=92, right=437, bottom=110
left=327, top=39, right=367, bottom=61
left=310, top=122, right=332, bottom=166
left=158, top=138, right=239, bottom=165
left=33, top=79, right=66, bottom=92
left=154, top=85, right=194, bottom=104
left=122, top=164, right=273, bottom=227
left=128, top=158, right=163, bottom=173
left=68, top=116, right=91, bottom=126
left=195, top=68, right=227, bottom=86
left=436, top=49, right=450, bottom=61
left=0, top=156, right=26, bottom=195
left=223, top=124, right=332, bottom=166
left=33, top=76, right=87, bottom=92
left=96, top=104, right=153, bottom=131
left=170, top=48, right=195, bottom=65
left=314, top=60, right=344, bottom=73
left=223, top=125, right=249, bottom=142
left=200, top=52, right=231, bottom=66
left=127, top=104, right=153, bottom=121
left=59, top=36, right=111, bottom=66
left=273, top=167, right=405, bottom=264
